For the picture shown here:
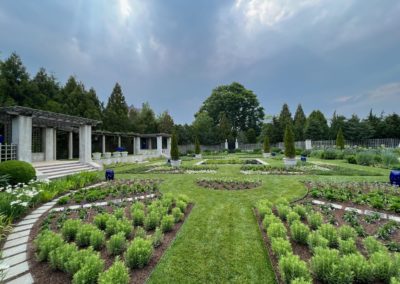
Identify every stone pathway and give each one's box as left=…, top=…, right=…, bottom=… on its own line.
left=311, top=199, right=400, bottom=222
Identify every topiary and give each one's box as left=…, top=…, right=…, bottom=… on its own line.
left=194, top=137, right=201, bottom=155
left=284, top=124, right=296, bottom=158
left=336, top=128, right=345, bottom=150
left=170, top=132, right=179, bottom=161
left=0, top=160, right=36, bottom=185
left=263, top=136, right=270, bottom=153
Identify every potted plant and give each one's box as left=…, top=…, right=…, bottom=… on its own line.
left=390, top=167, right=400, bottom=186
left=283, top=124, right=297, bottom=167
left=170, top=132, right=181, bottom=167
left=194, top=137, right=202, bottom=159
left=263, top=136, right=271, bottom=158
left=92, top=152, right=102, bottom=160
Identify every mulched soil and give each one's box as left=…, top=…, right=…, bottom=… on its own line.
left=27, top=203, right=194, bottom=284
left=197, top=180, right=261, bottom=190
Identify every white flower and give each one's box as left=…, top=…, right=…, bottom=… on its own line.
left=19, top=202, right=28, bottom=207
left=10, top=200, right=21, bottom=206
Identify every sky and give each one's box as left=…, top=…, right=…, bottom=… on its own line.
left=0, top=0, right=399, bottom=124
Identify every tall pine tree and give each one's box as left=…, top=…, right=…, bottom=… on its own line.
left=278, top=103, right=293, bottom=141
left=293, top=104, right=306, bottom=141
left=103, top=83, right=129, bottom=132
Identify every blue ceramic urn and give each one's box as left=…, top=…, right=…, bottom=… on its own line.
left=390, top=170, right=400, bottom=186
left=105, top=169, right=115, bottom=181
left=301, top=156, right=307, bottom=162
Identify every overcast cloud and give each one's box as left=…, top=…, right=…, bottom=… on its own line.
left=0, top=0, right=399, bottom=123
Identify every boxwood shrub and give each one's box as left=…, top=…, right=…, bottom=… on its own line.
left=106, top=232, right=126, bottom=256
left=98, top=259, right=129, bottom=284
left=271, top=237, right=292, bottom=258
left=160, top=215, right=174, bottom=233
left=151, top=227, right=164, bottom=248
left=61, top=219, right=82, bottom=242
left=317, top=224, right=338, bottom=248
left=72, top=253, right=104, bottom=284
left=310, top=247, right=340, bottom=282
left=0, top=160, right=36, bottom=185
left=35, top=230, right=64, bottom=262
left=125, top=238, right=153, bottom=269
left=279, top=254, right=311, bottom=284
left=267, top=222, right=287, bottom=239
left=290, top=221, right=310, bottom=245
left=306, top=212, right=323, bottom=230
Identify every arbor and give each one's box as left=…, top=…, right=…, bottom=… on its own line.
left=284, top=124, right=295, bottom=158
left=293, top=104, right=306, bottom=141
left=304, top=111, right=329, bottom=140
left=102, top=83, right=130, bottom=132
left=197, top=82, right=264, bottom=135
left=336, top=128, right=345, bottom=149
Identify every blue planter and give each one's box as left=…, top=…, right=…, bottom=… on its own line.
left=271, top=152, right=276, bottom=157
left=301, top=156, right=307, bottom=162
left=115, top=147, right=126, bottom=152
left=105, top=169, right=115, bottom=181
left=0, top=135, right=3, bottom=144
left=390, top=170, right=400, bottom=186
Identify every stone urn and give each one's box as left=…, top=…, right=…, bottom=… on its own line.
left=171, top=160, right=182, bottom=168
left=284, top=157, right=297, bottom=167
left=195, top=154, right=202, bottom=159
left=92, top=152, right=101, bottom=160
left=121, top=151, right=128, bottom=163
left=104, top=152, right=112, bottom=159
left=263, top=152, right=271, bottom=158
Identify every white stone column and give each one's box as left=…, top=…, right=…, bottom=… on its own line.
left=235, top=138, right=239, bottom=149
left=11, top=115, right=32, bottom=163
left=225, top=139, right=228, bottom=150
left=156, top=136, right=162, bottom=156
left=148, top=138, right=152, bottom=149
left=44, top=128, right=55, bottom=161
left=167, top=137, right=171, bottom=157
left=68, top=132, right=73, bottom=159
left=305, top=139, right=312, bottom=150
left=53, top=129, right=57, bottom=160
left=102, top=135, right=106, bottom=154
left=79, top=125, right=92, bottom=163
left=134, top=137, right=141, bottom=155
left=118, top=136, right=121, bottom=147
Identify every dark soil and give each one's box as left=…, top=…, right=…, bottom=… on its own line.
left=197, top=180, right=261, bottom=190
left=28, top=203, right=194, bottom=284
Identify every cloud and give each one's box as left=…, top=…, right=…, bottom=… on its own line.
left=367, top=82, right=400, bottom=101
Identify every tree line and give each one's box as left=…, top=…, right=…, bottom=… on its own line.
left=0, top=52, right=174, bottom=134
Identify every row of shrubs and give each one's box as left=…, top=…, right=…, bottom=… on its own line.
left=35, top=194, right=189, bottom=283
left=256, top=198, right=400, bottom=283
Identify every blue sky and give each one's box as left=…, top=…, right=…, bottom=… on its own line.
left=1, top=0, right=399, bottom=123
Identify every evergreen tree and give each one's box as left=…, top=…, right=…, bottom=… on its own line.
left=330, top=111, right=346, bottom=139
left=246, top=128, right=257, bottom=143
left=304, top=110, right=329, bottom=140
left=174, top=124, right=193, bottom=145
left=137, top=102, right=158, bottom=133
left=103, top=83, right=129, bottom=132
left=30, top=68, right=62, bottom=111
left=192, top=112, right=217, bottom=145
left=170, top=132, right=179, bottom=160
left=284, top=124, right=295, bottom=158
left=157, top=111, right=174, bottom=133
left=336, top=128, right=345, bottom=149
left=263, top=136, right=270, bottom=153
left=293, top=104, right=306, bottom=141
left=194, top=137, right=201, bottom=154
left=278, top=103, right=293, bottom=141
left=264, top=116, right=282, bottom=143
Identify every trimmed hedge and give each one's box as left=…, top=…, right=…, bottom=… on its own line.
left=0, top=160, right=36, bottom=185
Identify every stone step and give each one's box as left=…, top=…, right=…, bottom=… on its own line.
left=48, top=168, right=97, bottom=180
left=38, top=164, right=94, bottom=174
left=34, top=162, right=83, bottom=171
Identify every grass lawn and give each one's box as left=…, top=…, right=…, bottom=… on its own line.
left=113, top=154, right=389, bottom=283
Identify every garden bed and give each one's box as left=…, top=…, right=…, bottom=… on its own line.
left=27, top=191, right=192, bottom=284
left=148, top=165, right=218, bottom=174
left=196, top=178, right=261, bottom=190
left=202, top=159, right=263, bottom=165
left=255, top=198, right=400, bottom=284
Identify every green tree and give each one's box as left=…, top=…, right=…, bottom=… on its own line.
left=157, top=111, right=174, bottom=133
left=194, top=137, right=201, bottom=154
left=192, top=112, right=217, bottom=145
left=102, top=83, right=129, bottom=132
left=279, top=103, right=293, bottom=131
left=336, top=128, right=345, bottom=149
left=330, top=111, right=346, bottom=140
left=263, top=136, right=270, bottom=153
left=198, top=82, right=264, bottom=135
left=293, top=104, right=306, bottom=141
left=137, top=103, right=158, bottom=133
left=344, top=115, right=373, bottom=141
left=264, top=116, right=282, bottom=143
left=284, top=124, right=295, bottom=158
left=218, top=112, right=231, bottom=142
left=30, top=68, right=62, bottom=112
left=173, top=124, right=193, bottom=145
left=170, top=132, right=179, bottom=160
left=246, top=128, right=257, bottom=143
left=304, top=110, right=329, bottom=140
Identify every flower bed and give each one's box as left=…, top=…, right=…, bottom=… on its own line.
left=196, top=178, right=261, bottom=190
left=202, top=159, right=262, bottom=165
left=56, top=179, right=161, bottom=206
left=148, top=165, right=218, bottom=174
left=255, top=198, right=400, bottom=284
left=28, top=192, right=192, bottom=284
left=305, top=181, right=400, bottom=213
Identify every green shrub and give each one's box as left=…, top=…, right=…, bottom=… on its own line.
left=347, top=155, right=357, bottom=164
left=306, top=212, right=323, bottom=230
left=94, top=213, right=111, bottom=230
left=310, top=247, right=340, bottom=282
left=160, top=215, right=174, bottom=233
left=293, top=205, right=307, bottom=220
left=132, top=209, right=145, bottom=226
left=107, top=232, right=126, bottom=256
left=151, top=227, right=164, bottom=248
left=291, top=278, right=312, bottom=284
left=35, top=230, right=64, bottom=262
left=65, top=247, right=97, bottom=275
left=382, top=151, right=399, bottom=167
left=263, top=136, right=270, bottom=153
left=49, top=243, right=78, bottom=271
left=61, top=219, right=82, bottom=242
left=317, top=224, right=338, bottom=247
left=363, top=236, right=387, bottom=255
left=263, top=214, right=280, bottom=230
left=125, top=238, right=153, bottom=269
left=170, top=132, right=179, bottom=160
left=113, top=208, right=125, bottom=219
left=338, top=225, right=357, bottom=240
left=257, top=203, right=273, bottom=218
left=90, top=229, right=105, bottom=251
left=106, top=216, right=132, bottom=238
left=276, top=204, right=291, bottom=221
left=287, top=211, right=301, bottom=225
left=336, top=128, right=345, bottom=149
left=290, top=221, right=310, bottom=245
left=307, top=231, right=328, bottom=253
left=144, top=211, right=161, bottom=231
left=267, top=222, right=287, bottom=239
left=72, top=253, right=104, bottom=284
left=322, top=149, right=338, bottom=160
left=338, top=238, right=357, bottom=255
left=0, top=160, right=36, bottom=185
left=284, top=124, right=296, bottom=158
left=339, top=253, right=370, bottom=283
left=135, top=226, right=147, bottom=239
left=279, top=254, right=311, bottom=284
left=194, top=137, right=201, bottom=155
left=176, top=200, right=187, bottom=212
left=370, top=251, right=398, bottom=283
left=98, top=259, right=129, bottom=284
left=171, top=207, right=184, bottom=223
left=356, top=151, right=376, bottom=166
left=271, top=237, right=292, bottom=258
left=76, top=224, right=96, bottom=247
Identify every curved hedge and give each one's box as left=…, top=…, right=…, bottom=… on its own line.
left=0, top=160, right=36, bottom=185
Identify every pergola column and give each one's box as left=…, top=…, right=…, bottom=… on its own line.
left=134, top=137, right=141, bottom=155
left=148, top=138, right=152, bottom=149
left=167, top=137, right=171, bottom=156
left=68, top=132, right=73, bottom=159
left=102, top=135, right=106, bottom=154
left=44, top=128, right=55, bottom=161
left=11, top=115, right=32, bottom=163
left=118, top=136, right=121, bottom=147
left=157, top=136, right=162, bottom=156
left=79, top=125, right=92, bottom=163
